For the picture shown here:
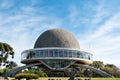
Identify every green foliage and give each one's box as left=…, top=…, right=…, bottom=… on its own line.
left=6, top=77, right=120, bottom=80
left=90, top=61, right=104, bottom=69
left=24, top=69, right=48, bottom=77
left=102, top=64, right=120, bottom=77
left=0, top=68, right=9, bottom=75
left=76, top=73, right=84, bottom=77
left=6, top=61, right=18, bottom=69
left=76, top=61, right=120, bottom=77
left=0, top=42, right=15, bottom=67
left=15, top=73, right=39, bottom=80
left=92, top=78, right=120, bottom=80
left=89, top=61, right=120, bottom=77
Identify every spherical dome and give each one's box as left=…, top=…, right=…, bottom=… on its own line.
left=34, top=28, right=80, bottom=49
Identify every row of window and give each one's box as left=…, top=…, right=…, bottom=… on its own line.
left=43, top=60, right=73, bottom=69
left=21, top=49, right=92, bottom=60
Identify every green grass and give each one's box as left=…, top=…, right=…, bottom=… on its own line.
left=92, top=78, right=120, bottom=80
left=37, top=77, right=120, bottom=80
left=6, top=77, right=120, bottom=80
left=36, top=77, right=120, bottom=80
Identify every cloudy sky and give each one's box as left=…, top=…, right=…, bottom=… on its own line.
left=0, top=0, right=120, bottom=67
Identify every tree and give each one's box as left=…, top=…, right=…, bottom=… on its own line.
left=5, top=61, right=18, bottom=69
left=0, top=42, right=15, bottom=67
left=0, top=68, right=9, bottom=75
left=103, top=64, right=120, bottom=77
left=90, top=61, right=120, bottom=77
left=89, top=61, right=104, bottom=77
left=90, top=61, right=104, bottom=69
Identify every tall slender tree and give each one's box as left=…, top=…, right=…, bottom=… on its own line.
left=0, top=42, right=14, bottom=67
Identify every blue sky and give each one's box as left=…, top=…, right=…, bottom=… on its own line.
left=0, top=0, right=120, bottom=67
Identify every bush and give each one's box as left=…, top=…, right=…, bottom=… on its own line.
left=0, top=68, right=9, bottom=75
left=24, top=69, right=48, bottom=77
left=76, top=73, right=84, bottom=77
left=15, top=73, right=39, bottom=80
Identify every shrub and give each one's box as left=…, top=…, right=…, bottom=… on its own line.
left=24, top=69, right=48, bottom=77
left=15, top=73, right=39, bottom=80
left=0, top=68, right=9, bottom=75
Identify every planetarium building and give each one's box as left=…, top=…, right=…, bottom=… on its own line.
left=2, top=28, right=112, bottom=77
left=21, top=28, right=92, bottom=76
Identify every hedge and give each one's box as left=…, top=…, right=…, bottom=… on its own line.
left=15, top=73, right=39, bottom=80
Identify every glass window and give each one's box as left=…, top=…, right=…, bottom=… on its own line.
left=39, top=51, right=41, bottom=57
left=79, top=52, right=84, bottom=58
left=82, top=52, right=88, bottom=59
left=91, top=54, right=93, bottom=60
left=85, top=52, right=88, bottom=59
left=54, top=49, right=58, bottom=57
left=88, top=55, right=91, bottom=60
left=35, top=50, right=39, bottom=58
left=44, top=50, right=48, bottom=57
left=26, top=51, right=35, bottom=59
left=64, top=50, right=67, bottom=57
left=77, top=51, right=80, bottom=58
left=40, top=50, right=43, bottom=57
left=69, top=51, right=72, bottom=57
left=49, top=50, right=53, bottom=57
left=42, top=50, right=46, bottom=57
left=22, top=52, right=27, bottom=60
left=72, top=50, right=77, bottom=58
left=22, top=51, right=27, bottom=60
left=59, top=50, right=63, bottom=57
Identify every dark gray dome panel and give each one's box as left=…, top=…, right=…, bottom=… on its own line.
left=34, top=28, right=80, bottom=49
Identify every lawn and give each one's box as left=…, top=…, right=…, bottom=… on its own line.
left=36, top=77, right=120, bottom=80
left=92, top=78, right=120, bottom=80
left=7, top=77, right=120, bottom=80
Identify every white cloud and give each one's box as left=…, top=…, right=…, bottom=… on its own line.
left=80, top=12, right=120, bottom=44
left=69, top=5, right=78, bottom=22
left=68, top=2, right=120, bottom=67
left=79, top=12, right=120, bottom=66
left=0, top=0, right=13, bottom=9
left=20, top=6, right=43, bottom=15
left=90, top=1, right=108, bottom=24
left=68, top=5, right=81, bottom=28
left=0, top=10, right=61, bottom=66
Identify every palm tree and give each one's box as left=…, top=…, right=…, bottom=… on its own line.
left=0, top=42, right=15, bottom=67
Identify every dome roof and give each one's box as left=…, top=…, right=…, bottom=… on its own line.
left=34, top=28, right=80, bottom=49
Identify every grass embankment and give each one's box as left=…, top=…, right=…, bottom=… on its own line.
left=6, top=77, right=120, bottom=80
